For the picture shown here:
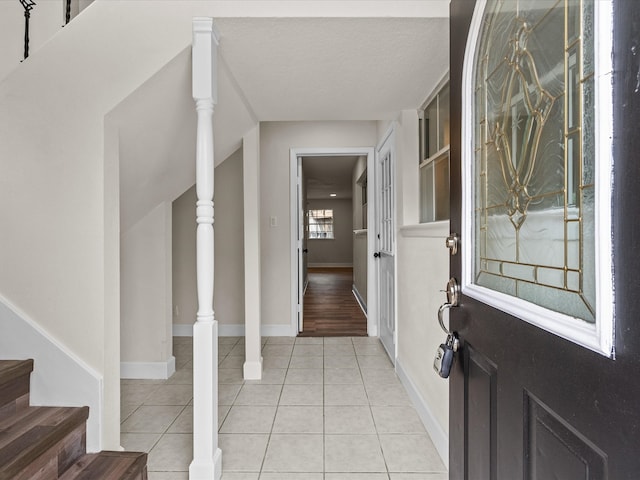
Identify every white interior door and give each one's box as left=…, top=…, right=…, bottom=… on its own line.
left=376, top=130, right=395, bottom=359
left=296, top=156, right=304, bottom=333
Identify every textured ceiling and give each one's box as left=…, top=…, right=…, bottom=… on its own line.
left=113, top=15, right=450, bottom=230
left=304, top=156, right=360, bottom=199
left=217, top=17, right=450, bottom=121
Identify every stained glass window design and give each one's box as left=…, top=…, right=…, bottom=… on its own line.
left=472, top=0, right=596, bottom=322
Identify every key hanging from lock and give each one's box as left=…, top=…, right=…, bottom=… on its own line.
left=433, top=278, right=460, bottom=379
left=433, top=305, right=459, bottom=378
left=433, top=333, right=456, bottom=378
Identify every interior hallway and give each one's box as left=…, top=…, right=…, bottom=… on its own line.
left=301, top=267, right=367, bottom=337
left=121, top=336, right=448, bottom=479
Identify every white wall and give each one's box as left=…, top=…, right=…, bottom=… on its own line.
left=0, top=0, right=64, bottom=81
left=0, top=0, right=94, bottom=80
left=259, top=121, right=377, bottom=328
left=242, top=126, right=262, bottom=375
left=0, top=3, right=247, bottom=449
left=353, top=232, right=368, bottom=309
left=0, top=300, right=103, bottom=452
left=352, top=155, right=368, bottom=307
left=120, top=202, right=174, bottom=378
left=352, top=156, right=367, bottom=230
left=172, top=186, right=197, bottom=333
left=172, top=148, right=245, bottom=332
left=397, top=110, right=421, bottom=225
left=307, top=198, right=353, bottom=267
left=388, top=109, right=451, bottom=465
left=214, top=149, right=246, bottom=327
left=396, top=225, right=450, bottom=463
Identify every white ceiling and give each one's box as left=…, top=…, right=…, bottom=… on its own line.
left=304, top=156, right=360, bottom=200
left=113, top=14, right=450, bottom=230
left=218, top=17, right=450, bottom=120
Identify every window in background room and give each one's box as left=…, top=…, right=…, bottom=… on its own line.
left=419, top=80, right=450, bottom=223
left=307, top=209, right=335, bottom=239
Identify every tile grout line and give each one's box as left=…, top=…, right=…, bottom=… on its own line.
left=355, top=336, right=393, bottom=478
left=322, top=336, right=326, bottom=479
left=258, top=339, right=292, bottom=477
left=127, top=336, right=445, bottom=479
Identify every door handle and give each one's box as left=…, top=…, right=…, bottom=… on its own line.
left=438, top=304, right=455, bottom=337
left=303, top=248, right=308, bottom=253
left=373, top=252, right=381, bottom=258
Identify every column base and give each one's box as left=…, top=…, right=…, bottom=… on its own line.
left=189, top=447, right=222, bottom=480
left=243, top=358, right=263, bottom=380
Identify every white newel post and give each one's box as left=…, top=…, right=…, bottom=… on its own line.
left=189, top=18, right=221, bottom=480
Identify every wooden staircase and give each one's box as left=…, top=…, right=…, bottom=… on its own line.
left=0, top=360, right=147, bottom=480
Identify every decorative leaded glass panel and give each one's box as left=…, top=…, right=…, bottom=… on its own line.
left=472, top=0, right=596, bottom=323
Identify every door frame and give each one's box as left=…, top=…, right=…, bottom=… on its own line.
left=289, top=147, right=376, bottom=336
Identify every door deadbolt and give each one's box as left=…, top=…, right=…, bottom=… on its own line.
left=446, top=233, right=459, bottom=256
left=445, top=277, right=460, bottom=307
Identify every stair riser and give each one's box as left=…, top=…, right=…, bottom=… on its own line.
left=10, top=424, right=86, bottom=480
left=0, top=392, right=29, bottom=422
left=0, top=360, right=148, bottom=479
left=58, top=452, right=148, bottom=480
left=0, top=376, right=30, bottom=422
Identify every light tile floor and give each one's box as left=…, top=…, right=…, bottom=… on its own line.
left=121, top=336, right=448, bottom=480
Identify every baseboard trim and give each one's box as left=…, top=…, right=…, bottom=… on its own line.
left=120, top=356, right=176, bottom=380
left=175, top=324, right=295, bottom=337
left=396, top=358, right=449, bottom=469
left=261, top=324, right=295, bottom=337
left=352, top=285, right=367, bottom=315
left=307, top=263, right=353, bottom=268
left=0, top=298, right=103, bottom=451
left=218, top=324, right=244, bottom=337
left=173, top=324, right=193, bottom=337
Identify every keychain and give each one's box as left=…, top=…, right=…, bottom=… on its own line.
left=433, top=297, right=460, bottom=379
left=433, top=332, right=459, bottom=378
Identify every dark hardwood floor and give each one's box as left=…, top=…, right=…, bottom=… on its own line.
left=299, top=267, right=367, bottom=337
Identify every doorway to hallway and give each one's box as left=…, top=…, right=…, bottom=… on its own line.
left=290, top=147, right=377, bottom=338
left=300, top=267, right=367, bottom=337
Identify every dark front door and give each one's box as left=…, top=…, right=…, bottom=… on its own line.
left=449, top=1, right=640, bottom=479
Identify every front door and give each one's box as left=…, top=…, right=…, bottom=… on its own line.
left=449, top=1, right=640, bottom=479
left=376, top=129, right=396, bottom=359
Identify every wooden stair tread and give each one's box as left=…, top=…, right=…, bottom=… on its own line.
left=0, top=360, right=149, bottom=478
left=0, top=360, right=33, bottom=385
left=59, top=451, right=147, bottom=480
left=0, top=406, right=89, bottom=480
left=0, top=360, right=33, bottom=420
